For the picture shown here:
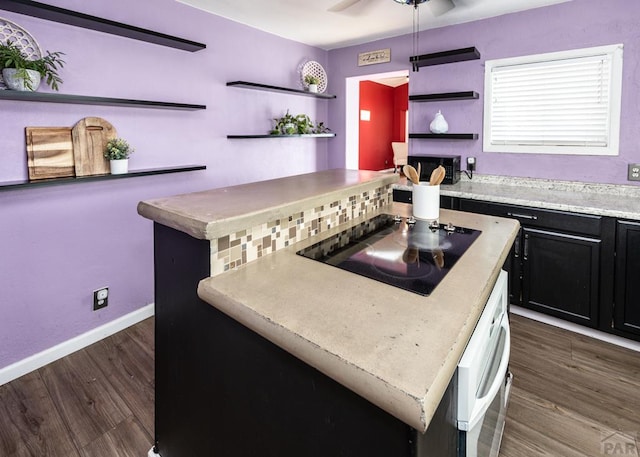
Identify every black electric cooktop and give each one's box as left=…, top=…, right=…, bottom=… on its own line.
left=297, top=214, right=481, bottom=296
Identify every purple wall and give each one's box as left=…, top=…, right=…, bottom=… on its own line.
left=3, top=0, right=639, bottom=374
left=0, top=0, right=329, bottom=370
left=327, top=0, right=640, bottom=185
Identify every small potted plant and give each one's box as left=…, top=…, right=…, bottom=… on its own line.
left=304, top=74, right=320, bottom=93
left=271, top=111, right=315, bottom=135
left=0, top=42, right=65, bottom=91
left=104, top=138, right=134, bottom=174
left=271, top=110, right=298, bottom=135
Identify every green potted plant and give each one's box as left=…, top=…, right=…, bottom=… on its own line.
left=0, top=42, right=65, bottom=91
left=304, top=74, right=320, bottom=93
left=294, top=113, right=313, bottom=134
left=271, top=111, right=316, bottom=135
left=104, top=138, right=134, bottom=174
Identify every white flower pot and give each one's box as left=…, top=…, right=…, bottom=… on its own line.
left=2, top=68, right=41, bottom=91
left=308, top=84, right=318, bottom=93
left=110, top=159, right=129, bottom=175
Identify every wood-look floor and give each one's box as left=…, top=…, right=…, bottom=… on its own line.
left=0, top=318, right=154, bottom=457
left=502, top=315, right=640, bottom=457
left=0, top=314, right=638, bottom=456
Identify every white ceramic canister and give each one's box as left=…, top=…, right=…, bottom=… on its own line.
left=412, top=183, right=440, bottom=220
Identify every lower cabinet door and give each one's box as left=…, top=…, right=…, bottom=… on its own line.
left=522, top=227, right=600, bottom=327
left=614, top=221, right=640, bottom=336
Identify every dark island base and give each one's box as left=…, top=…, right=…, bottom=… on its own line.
left=153, top=222, right=458, bottom=457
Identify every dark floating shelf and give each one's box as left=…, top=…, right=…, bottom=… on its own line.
left=227, top=81, right=336, bottom=99
left=227, top=133, right=336, bottom=139
left=0, top=165, right=206, bottom=191
left=410, top=47, right=480, bottom=71
left=409, top=133, right=478, bottom=140
left=409, top=91, right=479, bottom=102
left=0, top=90, right=206, bottom=110
left=0, top=0, right=206, bottom=52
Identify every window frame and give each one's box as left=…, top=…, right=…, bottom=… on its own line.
left=483, top=44, right=624, bottom=156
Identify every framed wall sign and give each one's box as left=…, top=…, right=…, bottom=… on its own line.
left=358, top=49, right=391, bottom=66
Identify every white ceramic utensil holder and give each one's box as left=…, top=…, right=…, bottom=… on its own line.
left=413, top=183, right=440, bottom=220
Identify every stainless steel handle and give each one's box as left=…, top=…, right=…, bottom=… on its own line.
left=513, top=234, right=520, bottom=258
left=523, top=235, right=529, bottom=259
left=507, top=212, right=538, bottom=220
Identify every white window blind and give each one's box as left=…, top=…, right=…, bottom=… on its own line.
left=484, top=44, right=623, bottom=155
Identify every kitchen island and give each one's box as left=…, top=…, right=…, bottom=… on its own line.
left=138, top=169, right=519, bottom=457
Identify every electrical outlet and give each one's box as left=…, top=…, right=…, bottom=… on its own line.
left=467, top=157, right=476, bottom=172
left=628, top=164, right=640, bottom=181
left=93, top=287, right=109, bottom=311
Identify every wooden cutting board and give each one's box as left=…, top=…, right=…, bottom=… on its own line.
left=25, top=127, right=75, bottom=180
left=72, top=117, right=117, bottom=176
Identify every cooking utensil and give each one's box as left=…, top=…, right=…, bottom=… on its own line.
left=403, top=165, right=420, bottom=185
left=429, top=165, right=446, bottom=186
left=25, top=127, right=75, bottom=180
left=417, top=162, right=421, bottom=181
left=72, top=117, right=117, bottom=176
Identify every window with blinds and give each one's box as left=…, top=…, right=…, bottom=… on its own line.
left=483, top=44, right=623, bottom=155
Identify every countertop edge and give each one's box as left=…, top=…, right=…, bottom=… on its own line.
left=137, top=200, right=207, bottom=239
left=442, top=189, right=640, bottom=220
left=203, top=174, right=399, bottom=240
left=137, top=170, right=399, bottom=240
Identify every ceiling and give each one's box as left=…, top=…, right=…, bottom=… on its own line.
left=177, top=0, right=571, bottom=50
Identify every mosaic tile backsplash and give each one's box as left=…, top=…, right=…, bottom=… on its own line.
left=210, top=184, right=393, bottom=276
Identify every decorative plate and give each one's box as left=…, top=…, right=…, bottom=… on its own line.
left=300, top=60, right=328, bottom=93
left=0, top=17, right=43, bottom=90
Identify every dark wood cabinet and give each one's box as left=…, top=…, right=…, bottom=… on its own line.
left=614, top=220, right=640, bottom=336
left=521, top=227, right=601, bottom=325
left=458, top=199, right=615, bottom=329
left=504, top=228, right=523, bottom=307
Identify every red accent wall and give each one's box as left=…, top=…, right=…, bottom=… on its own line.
left=359, top=81, right=408, bottom=171
left=394, top=83, right=408, bottom=142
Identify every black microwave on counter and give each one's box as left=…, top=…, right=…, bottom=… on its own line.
left=408, top=155, right=461, bottom=184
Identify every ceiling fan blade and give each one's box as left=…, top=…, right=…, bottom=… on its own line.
left=327, top=0, right=363, bottom=12
left=427, top=0, right=455, bottom=16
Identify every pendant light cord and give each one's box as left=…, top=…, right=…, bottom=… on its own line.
left=412, top=2, right=420, bottom=71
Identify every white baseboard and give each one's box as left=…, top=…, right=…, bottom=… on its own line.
left=0, top=303, right=155, bottom=386
left=511, top=305, right=640, bottom=353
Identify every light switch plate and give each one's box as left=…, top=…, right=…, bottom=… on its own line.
left=628, top=164, right=640, bottom=181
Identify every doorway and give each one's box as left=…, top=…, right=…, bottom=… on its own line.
left=345, top=69, right=409, bottom=170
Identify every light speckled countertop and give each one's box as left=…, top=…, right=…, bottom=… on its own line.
left=395, top=175, right=640, bottom=220
left=198, top=204, right=519, bottom=432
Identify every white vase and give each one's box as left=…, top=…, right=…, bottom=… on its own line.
left=110, top=159, right=129, bottom=175
left=2, top=68, right=41, bottom=91
left=308, top=84, right=318, bottom=93
left=429, top=110, right=449, bottom=134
